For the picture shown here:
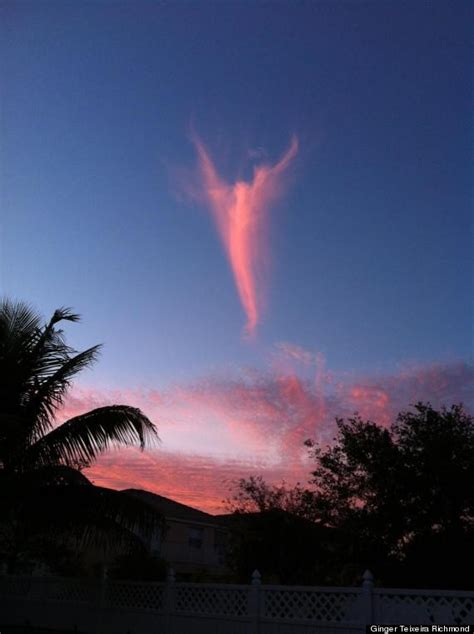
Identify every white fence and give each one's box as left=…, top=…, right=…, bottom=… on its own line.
left=1, top=570, right=473, bottom=634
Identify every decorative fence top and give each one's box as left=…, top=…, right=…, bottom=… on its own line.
left=176, top=584, right=248, bottom=617
left=373, top=590, right=474, bottom=626
left=262, top=586, right=363, bottom=622
left=1, top=573, right=473, bottom=625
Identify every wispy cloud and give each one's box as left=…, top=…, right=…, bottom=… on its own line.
left=86, top=449, right=303, bottom=515
left=192, top=134, right=298, bottom=337
left=274, top=341, right=315, bottom=366
left=60, top=359, right=473, bottom=514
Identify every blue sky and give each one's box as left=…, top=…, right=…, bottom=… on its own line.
left=2, top=1, right=472, bottom=381
left=1, top=1, right=472, bottom=508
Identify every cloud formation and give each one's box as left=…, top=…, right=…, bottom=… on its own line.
left=193, top=135, right=298, bottom=337
left=59, top=358, right=474, bottom=514
left=86, top=449, right=302, bottom=514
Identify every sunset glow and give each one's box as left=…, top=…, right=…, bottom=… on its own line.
left=65, top=359, right=474, bottom=514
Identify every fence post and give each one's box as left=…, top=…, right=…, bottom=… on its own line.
left=95, top=564, right=108, bottom=634
left=250, top=569, right=261, bottom=634
left=362, top=569, right=374, bottom=625
left=165, top=567, right=176, bottom=634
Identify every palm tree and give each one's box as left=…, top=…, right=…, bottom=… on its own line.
left=0, top=299, right=162, bottom=572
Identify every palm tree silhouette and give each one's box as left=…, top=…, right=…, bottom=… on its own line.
left=0, top=299, right=162, bottom=572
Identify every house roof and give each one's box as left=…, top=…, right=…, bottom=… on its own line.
left=215, top=510, right=293, bottom=524
left=123, top=488, right=222, bottom=527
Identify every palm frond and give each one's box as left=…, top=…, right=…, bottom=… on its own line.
left=49, top=307, right=81, bottom=325
left=27, top=306, right=81, bottom=376
left=0, top=299, right=41, bottom=342
left=28, top=306, right=82, bottom=380
left=0, top=301, right=94, bottom=450
left=25, top=405, right=159, bottom=469
left=0, top=300, right=42, bottom=402
left=25, top=345, right=102, bottom=442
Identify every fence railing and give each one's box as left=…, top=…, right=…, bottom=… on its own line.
left=1, top=569, right=473, bottom=634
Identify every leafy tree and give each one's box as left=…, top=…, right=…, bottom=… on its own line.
left=228, top=403, right=474, bottom=588
left=306, top=403, right=474, bottom=587
left=0, top=299, right=162, bottom=572
left=226, top=475, right=317, bottom=520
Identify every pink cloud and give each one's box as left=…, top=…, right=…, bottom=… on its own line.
left=273, top=342, right=315, bottom=367
left=346, top=385, right=391, bottom=426
left=193, top=134, right=298, bottom=337
left=86, top=449, right=306, bottom=515
left=58, top=360, right=473, bottom=514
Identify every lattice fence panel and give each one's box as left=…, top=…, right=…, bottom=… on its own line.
left=0, top=576, right=32, bottom=598
left=40, top=579, right=97, bottom=603
left=106, top=581, right=164, bottom=611
left=0, top=577, right=96, bottom=603
left=176, top=585, right=248, bottom=616
left=375, top=593, right=474, bottom=625
left=263, top=589, right=362, bottom=622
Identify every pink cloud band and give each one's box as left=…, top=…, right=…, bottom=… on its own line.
left=59, top=360, right=473, bottom=514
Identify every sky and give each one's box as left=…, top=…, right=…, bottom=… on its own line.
left=1, top=1, right=472, bottom=513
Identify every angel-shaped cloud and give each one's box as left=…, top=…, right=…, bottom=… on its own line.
left=193, top=135, right=298, bottom=337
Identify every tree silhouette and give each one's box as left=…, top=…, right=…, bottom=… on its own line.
left=229, top=403, right=474, bottom=588
left=0, top=299, right=162, bottom=572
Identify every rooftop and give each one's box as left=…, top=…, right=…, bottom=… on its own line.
left=123, top=489, right=223, bottom=526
